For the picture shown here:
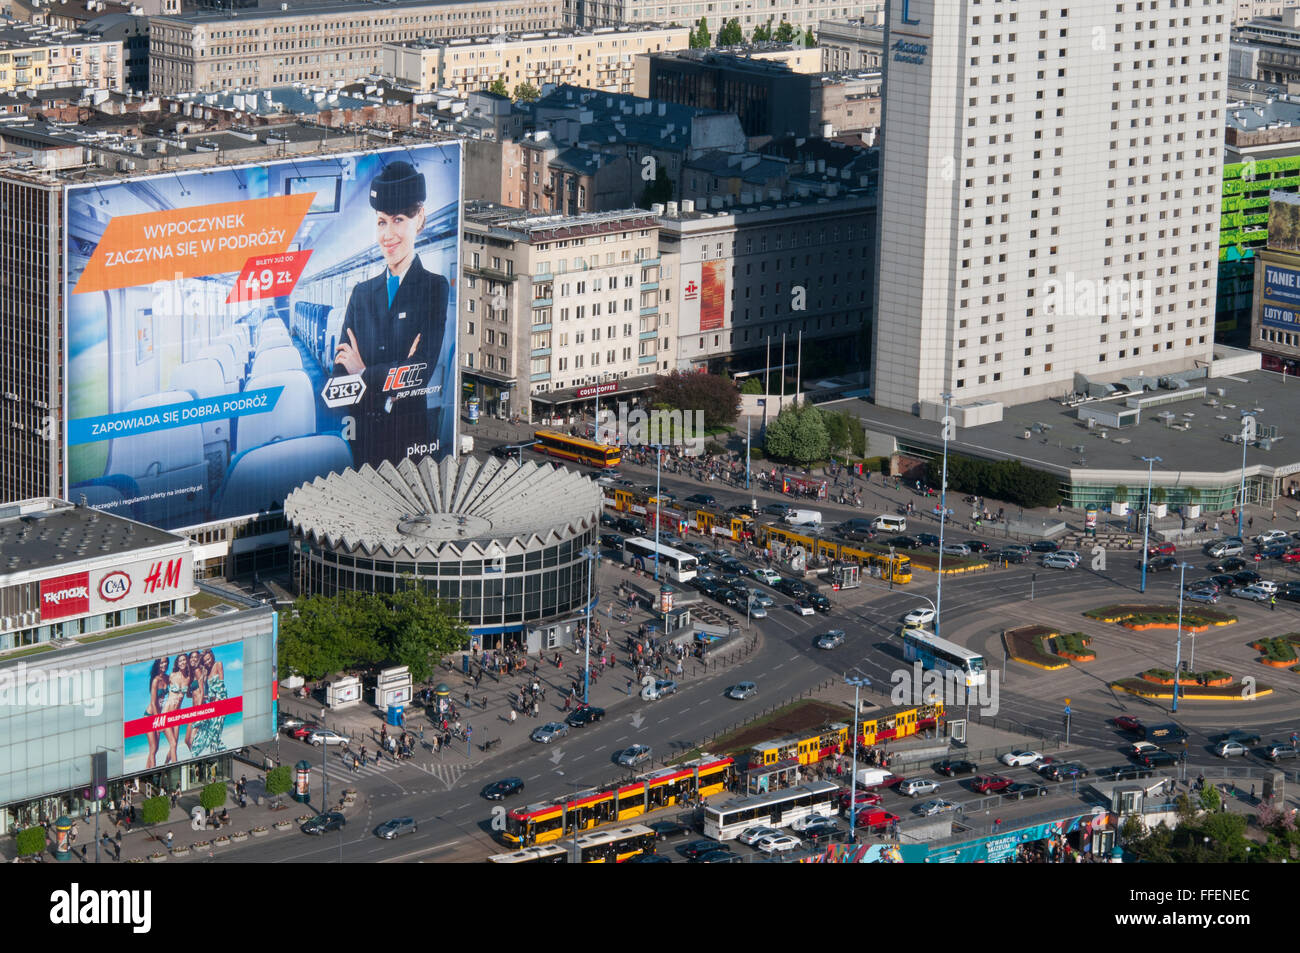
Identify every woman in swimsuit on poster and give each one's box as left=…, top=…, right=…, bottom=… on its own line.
left=190, top=649, right=229, bottom=757
left=162, top=654, right=190, bottom=765
left=144, top=657, right=170, bottom=770
left=184, top=650, right=205, bottom=756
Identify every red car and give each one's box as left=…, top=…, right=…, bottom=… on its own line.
left=854, top=808, right=900, bottom=832
left=289, top=723, right=321, bottom=740
left=839, top=789, right=883, bottom=811
left=1283, top=550, right=1300, bottom=564
left=971, top=775, right=1014, bottom=794
left=1110, top=716, right=1143, bottom=734
left=1147, top=541, right=1176, bottom=557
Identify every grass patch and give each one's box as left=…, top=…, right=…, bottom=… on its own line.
left=1083, top=604, right=1236, bottom=626
left=1254, top=636, right=1300, bottom=663
left=670, top=698, right=847, bottom=764
left=0, top=644, right=57, bottom=660
left=78, top=621, right=173, bottom=644
left=1056, top=632, right=1092, bottom=655
left=190, top=590, right=237, bottom=614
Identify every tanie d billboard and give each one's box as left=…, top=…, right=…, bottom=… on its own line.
left=65, top=143, right=461, bottom=531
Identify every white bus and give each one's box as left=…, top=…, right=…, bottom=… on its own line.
left=702, top=780, right=840, bottom=841
left=622, top=537, right=698, bottom=583
left=902, top=629, right=988, bottom=689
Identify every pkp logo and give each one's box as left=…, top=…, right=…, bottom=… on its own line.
left=322, top=374, right=366, bottom=408
left=99, top=571, right=131, bottom=602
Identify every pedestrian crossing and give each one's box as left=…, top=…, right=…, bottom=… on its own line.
left=313, top=753, right=470, bottom=790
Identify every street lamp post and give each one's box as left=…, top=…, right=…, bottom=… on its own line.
left=1139, top=456, right=1162, bottom=594
left=935, top=392, right=953, bottom=638
left=1238, top=411, right=1251, bottom=540
left=581, top=545, right=600, bottom=706
left=845, top=675, right=871, bottom=843
left=1172, top=561, right=1194, bottom=713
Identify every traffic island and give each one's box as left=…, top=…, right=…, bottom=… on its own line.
left=1251, top=636, right=1300, bottom=672
left=1082, top=604, right=1237, bottom=630
left=907, top=552, right=989, bottom=574
left=1138, top=669, right=1234, bottom=688
left=1110, top=677, right=1270, bottom=700
left=1003, top=625, right=1094, bottom=669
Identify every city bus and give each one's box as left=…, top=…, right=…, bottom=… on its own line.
left=575, top=824, right=658, bottom=863
left=702, top=780, right=840, bottom=841
left=532, top=430, right=622, bottom=469
left=622, top=536, right=698, bottom=583
left=486, top=844, right=569, bottom=863
left=901, top=629, right=988, bottom=689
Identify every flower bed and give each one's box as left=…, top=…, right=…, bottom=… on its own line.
left=1140, top=668, right=1234, bottom=687
left=251, top=826, right=270, bottom=837
left=1054, top=632, right=1096, bottom=662
left=1111, top=677, right=1270, bottom=699
left=1004, top=625, right=1070, bottom=670
left=1083, top=604, right=1236, bottom=628
left=1252, top=636, right=1300, bottom=668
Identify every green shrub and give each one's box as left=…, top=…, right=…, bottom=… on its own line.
left=748, top=446, right=765, bottom=461
left=14, top=826, right=45, bottom=856
left=199, top=781, right=227, bottom=812
left=705, top=441, right=728, bottom=456
left=1056, top=632, right=1092, bottom=654
left=1143, top=669, right=1175, bottom=681
left=140, top=795, right=169, bottom=825
left=1199, top=670, right=1231, bottom=683
left=265, top=765, right=292, bottom=796
left=1199, top=784, right=1221, bottom=814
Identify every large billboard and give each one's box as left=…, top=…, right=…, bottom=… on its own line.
left=122, top=640, right=245, bottom=773
left=65, top=144, right=462, bottom=531
left=1267, top=190, right=1300, bottom=253
left=700, top=259, right=726, bottom=332
left=1260, top=262, right=1300, bottom=330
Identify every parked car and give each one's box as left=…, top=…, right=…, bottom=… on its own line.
left=1255, top=529, right=1290, bottom=546
left=374, top=817, right=417, bottom=839
left=790, top=813, right=837, bottom=833
left=692, top=848, right=743, bottom=864
left=933, top=759, right=977, bottom=777
left=617, top=744, right=654, bottom=767
left=917, top=533, right=942, bottom=548
left=756, top=833, right=802, bottom=854
left=898, top=777, right=940, bottom=798
left=566, top=705, right=605, bottom=727
left=738, top=825, right=781, bottom=846
left=481, top=777, right=526, bottom=800
left=886, top=535, right=920, bottom=550
left=1183, top=588, right=1220, bottom=604
left=815, top=630, right=846, bottom=650
left=1004, top=782, right=1050, bottom=799
left=1232, top=585, right=1271, bottom=602
left=301, top=812, right=346, bottom=835
left=1000, top=749, right=1042, bottom=767
left=647, top=820, right=689, bottom=841
left=970, top=775, right=1014, bottom=794
left=531, top=722, right=569, bottom=744
left=727, top=682, right=758, bottom=700
left=941, top=542, right=971, bottom=557
left=678, top=839, right=726, bottom=860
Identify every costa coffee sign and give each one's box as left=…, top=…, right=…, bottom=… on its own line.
left=576, top=382, right=618, bottom=399
left=40, top=572, right=91, bottom=621
left=98, top=571, right=131, bottom=602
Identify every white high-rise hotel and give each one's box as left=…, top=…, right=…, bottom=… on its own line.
left=872, top=0, right=1228, bottom=420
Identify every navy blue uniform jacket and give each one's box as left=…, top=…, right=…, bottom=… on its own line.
left=337, top=256, right=449, bottom=470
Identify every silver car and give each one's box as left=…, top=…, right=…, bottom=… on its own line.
left=617, top=744, right=653, bottom=767
left=530, top=722, right=569, bottom=744
left=375, top=817, right=417, bottom=839
left=727, top=682, right=758, bottom=700
left=815, top=630, right=846, bottom=650
left=915, top=799, right=959, bottom=817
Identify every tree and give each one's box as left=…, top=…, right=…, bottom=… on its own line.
left=718, top=18, right=743, bottom=46
left=15, top=827, right=45, bottom=856
left=821, top=409, right=865, bottom=459
left=512, top=82, right=540, bottom=103
left=804, top=29, right=816, bottom=48
left=200, top=781, right=227, bottom=812
left=774, top=20, right=796, bottom=43
left=646, top=371, right=740, bottom=430
left=1198, top=783, right=1222, bottom=815
left=1150, top=486, right=1167, bottom=505
left=752, top=19, right=772, bottom=42
left=140, top=796, right=169, bottom=825
left=690, top=16, right=711, bottom=49
left=1113, top=484, right=1129, bottom=504
left=924, top=452, right=1059, bottom=508
left=639, top=162, right=673, bottom=209
left=739, top=376, right=763, bottom=395
left=763, top=402, right=829, bottom=466
left=488, top=76, right=508, bottom=97
left=265, top=765, right=293, bottom=796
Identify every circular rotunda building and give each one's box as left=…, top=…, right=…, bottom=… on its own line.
left=284, top=454, right=604, bottom=645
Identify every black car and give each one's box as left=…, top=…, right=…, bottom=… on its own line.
left=714, top=587, right=743, bottom=608
left=1258, top=544, right=1290, bottom=560
left=1004, top=782, right=1049, bottom=799
left=993, top=549, right=1029, bottom=564
left=600, top=512, right=618, bottom=528
left=616, top=517, right=647, bottom=536
left=695, top=580, right=722, bottom=598
left=1232, top=569, right=1262, bottom=586
left=933, top=758, right=977, bottom=777
left=1103, top=765, right=1153, bottom=781
left=685, top=493, right=717, bottom=507
left=717, top=558, right=747, bottom=576
left=481, top=777, right=525, bottom=800
left=647, top=820, right=689, bottom=841
left=1209, top=573, right=1238, bottom=590
left=963, top=540, right=992, bottom=554
left=776, top=578, right=809, bottom=598
left=1041, top=762, right=1089, bottom=781
left=600, top=532, right=626, bottom=550
left=1144, top=555, right=1178, bottom=572
left=1212, top=730, right=1262, bottom=747
left=807, top=592, right=831, bottom=613
left=1208, top=557, right=1249, bottom=573
left=1137, top=750, right=1178, bottom=768
left=693, top=848, right=743, bottom=864
left=728, top=503, right=758, bottom=517
left=885, top=535, right=920, bottom=550
left=566, top=705, right=605, bottom=727
left=1030, top=540, right=1059, bottom=553
left=1279, top=588, right=1300, bottom=604
left=678, top=839, right=724, bottom=860
left=625, top=853, right=672, bottom=863
left=301, top=811, right=346, bottom=835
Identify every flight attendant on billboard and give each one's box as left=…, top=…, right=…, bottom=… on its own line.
left=334, top=160, right=449, bottom=470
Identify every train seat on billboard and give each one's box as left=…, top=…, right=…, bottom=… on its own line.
left=199, top=342, right=242, bottom=385
left=102, top=391, right=208, bottom=527
left=229, top=323, right=251, bottom=354
left=248, top=344, right=303, bottom=379
left=236, top=370, right=316, bottom=453
left=214, top=433, right=352, bottom=519
left=255, top=330, right=290, bottom=357
left=169, top=357, right=235, bottom=491
left=257, top=318, right=289, bottom=346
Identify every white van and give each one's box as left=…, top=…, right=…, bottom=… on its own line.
left=871, top=515, right=907, bottom=533
left=783, top=509, right=823, bottom=527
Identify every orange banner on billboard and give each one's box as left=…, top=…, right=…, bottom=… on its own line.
left=700, top=259, right=726, bottom=332
left=72, top=193, right=314, bottom=294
